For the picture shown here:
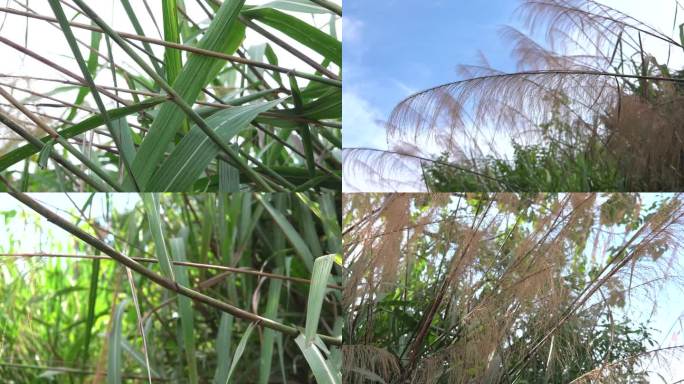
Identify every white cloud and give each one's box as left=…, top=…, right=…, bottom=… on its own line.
left=343, top=16, right=364, bottom=45
left=342, top=90, right=387, bottom=149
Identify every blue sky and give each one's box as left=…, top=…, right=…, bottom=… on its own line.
left=344, top=0, right=520, bottom=150
left=343, top=0, right=683, bottom=191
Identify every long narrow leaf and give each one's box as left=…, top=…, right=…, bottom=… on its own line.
left=225, top=322, right=257, bottom=384
left=259, top=275, right=283, bottom=384
left=213, top=313, right=234, bottom=384
left=131, top=0, right=246, bottom=187
left=108, top=299, right=128, bottom=384
left=305, top=254, right=334, bottom=343
left=146, top=98, right=284, bottom=191
left=241, top=7, right=341, bottom=65
left=170, top=237, right=199, bottom=384
left=294, top=334, right=339, bottom=384
left=141, top=194, right=176, bottom=281
left=257, top=194, right=314, bottom=270
left=0, top=97, right=164, bottom=171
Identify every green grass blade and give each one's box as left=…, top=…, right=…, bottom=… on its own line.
left=48, top=0, right=139, bottom=186
left=318, top=194, right=341, bottom=253
left=170, top=237, right=199, bottom=384
left=259, top=0, right=329, bottom=14
left=288, top=74, right=316, bottom=177
left=108, top=299, right=128, bottom=384
left=120, top=0, right=165, bottom=76
left=213, top=313, right=234, bottom=384
left=305, top=254, right=333, bottom=343
left=66, top=25, right=102, bottom=122
left=130, top=0, right=246, bottom=187
left=0, top=97, right=164, bottom=171
left=146, top=98, right=284, bottom=191
left=141, top=194, right=176, bottom=280
left=75, top=0, right=274, bottom=191
left=259, top=274, right=283, bottom=384
left=20, top=159, right=30, bottom=191
left=219, top=159, right=240, bottom=192
left=37, top=139, right=55, bottom=169
left=81, top=251, right=100, bottom=366
left=297, top=198, right=323, bottom=258
left=111, top=118, right=138, bottom=173
left=123, top=267, right=153, bottom=383
left=256, top=194, right=314, bottom=270
left=241, top=7, right=341, bottom=65
left=122, top=340, right=161, bottom=378
left=294, top=334, right=339, bottom=384
left=162, top=0, right=182, bottom=84
left=275, top=333, right=287, bottom=384
left=162, top=0, right=187, bottom=134
left=225, top=322, right=257, bottom=384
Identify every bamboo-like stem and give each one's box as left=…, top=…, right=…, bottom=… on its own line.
left=400, top=69, right=684, bottom=103
left=0, top=6, right=341, bottom=87
left=308, top=0, right=342, bottom=16
left=0, top=252, right=343, bottom=290
left=344, top=147, right=512, bottom=186
left=5, top=189, right=342, bottom=346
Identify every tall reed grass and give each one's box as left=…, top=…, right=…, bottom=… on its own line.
left=0, top=192, right=342, bottom=383
left=0, top=0, right=341, bottom=192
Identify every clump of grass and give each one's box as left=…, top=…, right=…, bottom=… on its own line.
left=0, top=191, right=342, bottom=383
left=0, top=1, right=341, bottom=192
left=425, top=142, right=625, bottom=191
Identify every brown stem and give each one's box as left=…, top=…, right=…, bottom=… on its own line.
left=4, top=188, right=341, bottom=346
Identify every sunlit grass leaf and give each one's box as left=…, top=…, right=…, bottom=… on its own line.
left=162, top=0, right=183, bottom=85
left=146, top=98, right=284, bottom=191
left=305, top=254, right=334, bottom=343
left=131, top=0, right=246, bottom=187
left=259, top=0, right=329, bottom=14
left=242, top=7, right=341, bottom=65
left=294, top=334, right=340, bottom=384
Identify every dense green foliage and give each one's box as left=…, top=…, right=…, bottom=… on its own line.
left=0, top=193, right=342, bottom=383
left=0, top=1, right=341, bottom=192
left=425, top=143, right=625, bottom=192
